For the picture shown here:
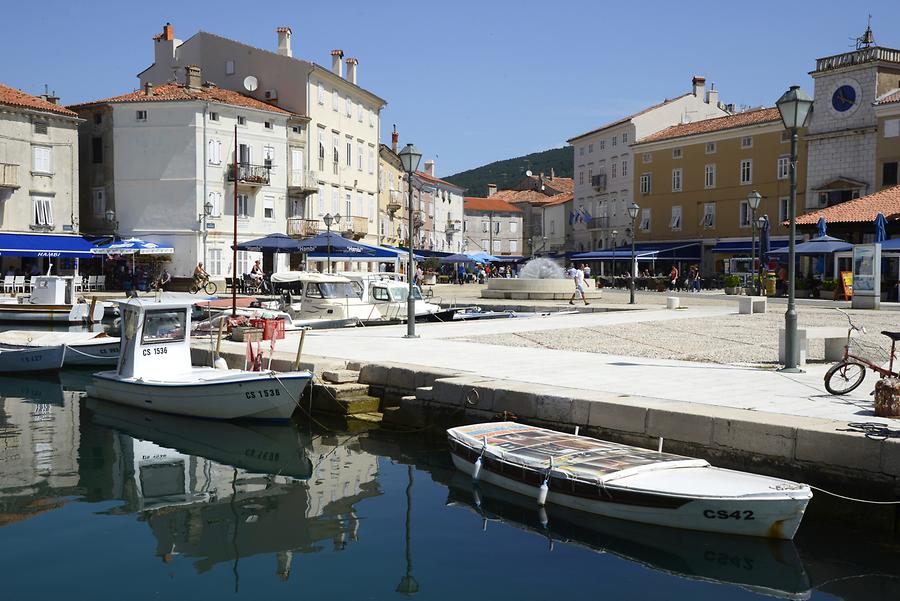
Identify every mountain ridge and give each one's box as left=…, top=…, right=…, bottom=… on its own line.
left=444, top=147, right=573, bottom=197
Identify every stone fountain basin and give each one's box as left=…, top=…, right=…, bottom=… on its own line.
left=481, top=278, right=602, bottom=300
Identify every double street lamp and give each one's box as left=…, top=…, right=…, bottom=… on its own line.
left=627, top=202, right=640, bottom=304
left=322, top=212, right=342, bottom=273
left=398, top=143, right=423, bottom=339
left=775, top=85, right=814, bottom=372
left=747, top=190, right=761, bottom=295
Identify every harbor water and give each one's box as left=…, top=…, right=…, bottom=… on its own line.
left=0, top=370, right=898, bottom=600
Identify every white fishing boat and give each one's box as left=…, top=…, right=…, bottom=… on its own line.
left=0, top=344, right=66, bottom=373
left=87, top=298, right=311, bottom=421
left=341, top=272, right=459, bottom=322
left=269, top=271, right=384, bottom=325
left=447, top=422, right=812, bottom=540
left=0, top=275, right=104, bottom=323
left=0, top=330, right=119, bottom=366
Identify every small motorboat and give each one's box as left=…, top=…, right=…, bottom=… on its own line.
left=0, top=275, right=104, bottom=323
left=0, top=344, right=66, bottom=374
left=88, top=298, right=311, bottom=421
left=0, top=330, right=119, bottom=366
left=447, top=422, right=812, bottom=540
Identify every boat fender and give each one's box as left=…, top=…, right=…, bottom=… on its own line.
left=214, top=356, right=228, bottom=370
left=537, top=480, right=549, bottom=506
left=472, top=437, right=487, bottom=481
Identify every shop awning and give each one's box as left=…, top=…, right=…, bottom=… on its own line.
left=306, top=240, right=423, bottom=260
left=572, top=242, right=701, bottom=262
left=709, top=240, right=789, bottom=254
left=0, top=232, right=95, bottom=258
left=880, top=238, right=900, bottom=251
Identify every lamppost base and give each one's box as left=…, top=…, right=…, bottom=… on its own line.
left=403, top=334, right=420, bottom=339
left=778, top=366, right=804, bottom=374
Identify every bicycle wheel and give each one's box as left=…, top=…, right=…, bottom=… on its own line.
left=189, top=283, right=199, bottom=294
left=824, top=361, right=866, bottom=395
left=204, top=281, right=218, bottom=295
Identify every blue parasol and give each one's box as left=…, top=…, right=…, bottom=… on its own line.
left=438, top=253, right=477, bottom=264
left=875, top=212, right=888, bottom=243
left=816, top=217, right=827, bottom=238
left=295, top=231, right=378, bottom=255
left=233, top=233, right=305, bottom=253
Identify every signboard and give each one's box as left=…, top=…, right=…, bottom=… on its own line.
left=851, top=243, right=881, bottom=309
left=206, top=223, right=216, bottom=229
left=838, top=271, right=853, bottom=300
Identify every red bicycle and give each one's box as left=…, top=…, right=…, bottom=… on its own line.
left=824, top=308, right=899, bottom=395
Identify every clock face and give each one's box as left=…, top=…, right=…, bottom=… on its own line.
left=831, top=85, right=857, bottom=112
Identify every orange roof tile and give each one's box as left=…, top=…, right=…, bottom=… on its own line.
left=516, top=174, right=575, bottom=196
left=414, top=170, right=464, bottom=191
left=495, top=189, right=549, bottom=205
left=875, top=89, right=900, bottom=105
left=636, top=107, right=781, bottom=144
left=541, top=192, right=573, bottom=207
left=0, top=82, right=78, bottom=117
left=69, top=82, right=293, bottom=115
left=795, top=185, right=900, bottom=225
left=463, top=196, right=522, bottom=213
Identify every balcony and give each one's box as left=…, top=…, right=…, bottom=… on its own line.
left=227, top=163, right=270, bottom=186
left=587, top=216, right=608, bottom=230
left=288, top=170, right=319, bottom=195
left=0, top=163, right=19, bottom=189
left=591, top=174, right=607, bottom=192
left=445, top=220, right=460, bottom=234
left=342, top=215, right=369, bottom=240
left=287, top=217, right=321, bottom=238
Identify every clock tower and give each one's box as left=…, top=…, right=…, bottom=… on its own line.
left=805, top=24, right=900, bottom=209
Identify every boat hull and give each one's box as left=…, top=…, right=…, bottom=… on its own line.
left=0, top=345, right=66, bottom=374
left=0, top=302, right=104, bottom=323
left=89, top=370, right=311, bottom=421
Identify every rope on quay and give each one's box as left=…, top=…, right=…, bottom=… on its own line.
left=808, top=485, right=900, bottom=505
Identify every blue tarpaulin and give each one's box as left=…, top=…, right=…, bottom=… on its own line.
left=0, top=233, right=95, bottom=258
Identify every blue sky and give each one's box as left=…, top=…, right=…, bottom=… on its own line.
left=4, top=0, right=899, bottom=176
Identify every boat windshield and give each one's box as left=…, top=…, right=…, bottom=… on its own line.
left=391, top=286, right=423, bottom=302
left=306, top=282, right=362, bottom=299
left=141, top=309, right=186, bottom=344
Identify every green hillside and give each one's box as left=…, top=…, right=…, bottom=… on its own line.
left=445, top=147, right=573, bottom=197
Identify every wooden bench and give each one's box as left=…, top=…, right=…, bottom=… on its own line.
left=779, top=326, right=853, bottom=365
left=738, top=296, right=767, bottom=314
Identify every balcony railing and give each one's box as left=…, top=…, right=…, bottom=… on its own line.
left=227, top=163, right=270, bottom=186
left=287, top=217, right=321, bottom=238
left=588, top=216, right=608, bottom=230
left=445, top=221, right=460, bottom=234
left=340, top=215, right=369, bottom=240
left=288, top=170, right=319, bottom=193
left=815, top=46, right=900, bottom=72
left=0, top=163, right=19, bottom=189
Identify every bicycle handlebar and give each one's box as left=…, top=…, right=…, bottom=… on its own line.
left=834, top=307, right=865, bottom=333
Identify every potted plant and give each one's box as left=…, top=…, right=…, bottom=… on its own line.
left=724, top=275, right=742, bottom=295
left=820, top=278, right=837, bottom=300
left=795, top=275, right=816, bottom=299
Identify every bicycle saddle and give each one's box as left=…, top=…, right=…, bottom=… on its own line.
left=881, top=331, right=900, bottom=341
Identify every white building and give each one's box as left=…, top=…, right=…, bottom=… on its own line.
left=71, top=69, right=295, bottom=280
left=138, top=23, right=386, bottom=247
left=414, top=160, right=465, bottom=253
left=566, top=76, right=728, bottom=252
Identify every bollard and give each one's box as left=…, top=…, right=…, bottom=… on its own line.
left=293, top=328, right=308, bottom=371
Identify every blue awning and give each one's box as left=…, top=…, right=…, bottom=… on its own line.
left=768, top=235, right=853, bottom=256
left=710, top=240, right=789, bottom=254
left=573, top=242, right=701, bottom=262
left=307, top=240, right=423, bottom=260
left=0, top=233, right=95, bottom=258
left=880, top=238, right=900, bottom=251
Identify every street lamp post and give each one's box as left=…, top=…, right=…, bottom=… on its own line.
left=398, top=143, right=423, bottom=338
left=627, top=203, right=640, bottom=304
left=610, top=229, right=618, bottom=282
left=776, top=85, right=814, bottom=372
left=200, top=200, right=213, bottom=276
left=757, top=215, right=767, bottom=294
left=747, top=190, right=762, bottom=295
left=322, top=212, right=341, bottom=274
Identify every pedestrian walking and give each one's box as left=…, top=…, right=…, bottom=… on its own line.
left=668, top=265, right=679, bottom=291
left=569, top=265, right=590, bottom=306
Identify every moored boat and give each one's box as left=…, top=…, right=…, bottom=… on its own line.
left=0, top=344, right=66, bottom=374
left=0, top=330, right=119, bottom=366
left=87, top=298, right=311, bottom=421
left=447, top=422, right=812, bottom=539
left=0, top=275, right=104, bottom=323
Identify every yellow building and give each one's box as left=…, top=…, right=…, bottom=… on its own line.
left=378, top=141, right=406, bottom=247
left=630, top=108, right=807, bottom=275
left=875, top=91, right=900, bottom=190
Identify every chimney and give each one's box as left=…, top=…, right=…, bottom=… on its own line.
left=487, top=184, right=497, bottom=197
left=185, top=65, right=202, bottom=90
left=424, top=160, right=435, bottom=177
left=144, top=82, right=154, bottom=97
left=331, top=50, right=344, bottom=77
left=346, top=57, right=358, bottom=85
left=707, top=82, right=718, bottom=107
left=153, top=22, right=180, bottom=71
left=391, top=124, right=398, bottom=154
left=692, top=75, right=706, bottom=99
left=276, top=27, right=292, bottom=58
left=550, top=167, right=555, bottom=180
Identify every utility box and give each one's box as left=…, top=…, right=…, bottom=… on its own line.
left=30, top=276, right=74, bottom=305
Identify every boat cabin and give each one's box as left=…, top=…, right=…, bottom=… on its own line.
left=30, top=275, right=78, bottom=305
left=117, top=298, right=192, bottom=379
left=269, top=271, right=381, bottom=322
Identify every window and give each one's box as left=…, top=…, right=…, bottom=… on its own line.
left=237, top=115, right=246, bottom=126
left=550, top=220, right=555, bottom=235
left=208, top=191, right=222, bottom=217
left=136, top=110, right=147, bottom=121
left=599, top=140, right=605, bottom=150
left=92, top=187, right=106, bottom=216
left=317, top=81, right=325, bottom=105
left=346, top=141, right=352, bottom=167
left=208, top=249, right=223, bottom=277
left=357, top=141, right=363, bottom=171
left=621, top=160, right=627, bottom=178
left=368, top=147, right=375, bottom=174
left=345, top=193, right=352, bottom=218
left=588, top=143, right=593, bottom=153
left=639, top=173, right=651, bottom=194
left=33, top=121, right=48, bottom=135
left=237, top=193, right=250, bottom=218
left=332, top=134, right=340, bottom=163
left=332, top=89, right=339, bottom=111
left=670, top=205, right=682, bottom=230
left=209, top=112, right=219, bottom=121
left=208, top=139, right=222, bottom=164
left=741, top=136, right=753, bottom=148
left=332, top=188, right=340, bottom=214
left=357, top=102, right=363, bottom=122
left=93, top=113, right=102, bottom=125
left=672, top=168, right=682, bottom=192
left=672, top=147, right=682, bottom=159
left=702, top=202, right=715, bottom=228
left=238, top=143, right=251, bottom=165
left=639, top=208, right=651, bottom=231
left=236, top=251, right=252, bottom=277
left=492, top=240, right=501, bottom=253
left=642, top=152, right=652, bottom=163
left=32, top=146, right=51, bottom=174
left=777, top=156, right=789, bottom=180
left=740, top=159, right=752, bottom=185
left=704, top=164, right=716, bottom=189
left=779, top=197, right=790, bottom=222
left=510, top=221, right=517, bottom=233
left=318, top=128, right=326, bottom=169
left=481, top=239, right=489, bottom=250
left=883, top=161, right=899, bottom=187
left=141, top=309, right=186, bottom=345
left=225, top=60, right=235, bottom=75
left=622, top=132, right=628, bottom=143
left=291, top=125, right=302, bottom=135
left=781, top=130, right=791, bottom=142
left=580, top=146, right=584, bottom=156
left=263, top=145, right=274, bottom=170
left=611, top=136, right=617, bottom=147
left=705, top=142, right=716, bottom=154
left=264, top=121, right=273, bottom=130
left=368, top=194, right=375, bottom=222
left=579, top=170, right=584, bottom=185
left=317, top=185, right=325, bottom=215
left=885, top=119, right=900, bottom=138
left=32, top=195, right=53, bottom=226
left=92, top=137, right=103, bottom=164
left=482, top=221, right=488, bottom=233
left=510, top=240, right=517, bottom=253
left=345, top=96, right=352, bottom=118
left=263, top=196, right=275, bottom=220
left=493, top=221, right=501, bottom=234
left=739, top=201, right=751, bottom=228
left=611, top=162, right=617, bottom=179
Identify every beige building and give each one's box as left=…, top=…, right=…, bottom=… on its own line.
left=378, top=138, right=406, bottom=247
left=489, top=173, right=574, bottom=256
left=463, top=195, right=523, bottom=256
left=629, top=107, right=808, bottom=275
left=875, top=90, right=900, bottom=190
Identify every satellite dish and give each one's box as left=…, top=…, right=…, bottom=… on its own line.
left=243, top=75, right=259, bottom=92
left=525, top=170, right=533, bottom=177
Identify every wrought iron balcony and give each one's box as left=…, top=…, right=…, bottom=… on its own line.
left=287, top=217, right=321, bottom=238
left=587, top=216, right=608, bottom=230
left=227, top=163, right=270, bottom=186
left=0, top=163, right=19, bottom=189
left=341, top=215, right=369, bottom=240
left=288, top=170, right=319, bottom=194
